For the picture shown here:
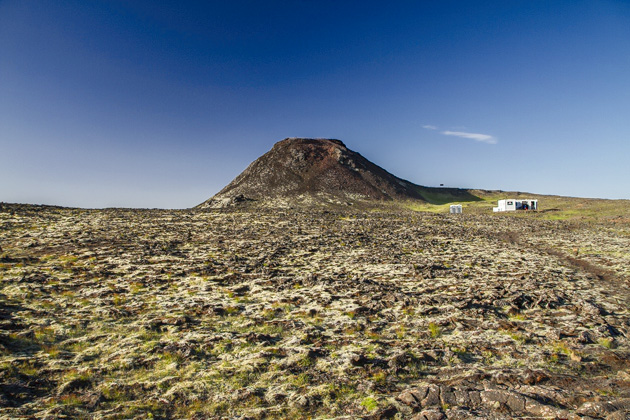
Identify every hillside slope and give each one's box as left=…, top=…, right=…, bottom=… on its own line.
left=198, top=138, right=478, bottom=208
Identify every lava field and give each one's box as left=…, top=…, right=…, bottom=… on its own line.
left=1, top=203, right=629, bottom=419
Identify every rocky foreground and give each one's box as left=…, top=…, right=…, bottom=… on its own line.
left=1, top=203, right=629, bottom=419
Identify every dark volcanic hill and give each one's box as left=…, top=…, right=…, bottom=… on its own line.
left=199, top=138, right=473, bottom=207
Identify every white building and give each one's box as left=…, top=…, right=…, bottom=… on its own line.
left=493, top=199, right=538, bottom=212
left=449, top=204, right=462, bottom=214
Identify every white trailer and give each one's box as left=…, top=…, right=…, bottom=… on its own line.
left=493, top=199, right=538, bottom=212
left=449, top=204, right=462, bottom=214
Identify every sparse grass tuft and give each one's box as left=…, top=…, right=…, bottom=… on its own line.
left=508, top=332, right=529, bottom=344
left=428, top=322, right=441, bottom=338
left=370, top=370, right=387, bottom=385
left=598, top=338, right=613, bottom=349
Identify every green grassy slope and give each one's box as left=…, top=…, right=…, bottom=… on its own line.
left=396, top=188, right=630, bottom=222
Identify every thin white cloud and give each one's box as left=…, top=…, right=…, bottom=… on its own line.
left=441, top=130, right=497, bottom=144
left=422, top=125, right=438, bottom=130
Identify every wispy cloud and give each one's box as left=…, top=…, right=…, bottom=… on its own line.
left=422, top=125, right=438, bottom=130
left=441, top=130, right=497, bottom=144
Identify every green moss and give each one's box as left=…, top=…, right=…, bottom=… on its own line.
left=552, top=341, right=571, bottom=355
left=370, top=370, right=387, bottom=385
left=428, top=322, right=441, bottom=338
left=290, top=372, right=311, bottom=387
left=598, top=338, right=613, bottom=349
left=360, top=396, right=378, bottom=411
left=508, top=332, right=529, bottom=344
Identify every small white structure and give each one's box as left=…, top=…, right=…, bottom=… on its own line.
left=493, top=199, right=538, bottom=212
left=450, top=204, right=463, bottom=214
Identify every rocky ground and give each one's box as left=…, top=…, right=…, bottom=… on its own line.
left=1, top=202, right=629, bottom=419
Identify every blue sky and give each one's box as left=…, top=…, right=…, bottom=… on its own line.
left=1, top=0, right=629, bottom=208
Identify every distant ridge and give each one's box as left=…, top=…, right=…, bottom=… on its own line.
left=198, top=138, right=476, bottom=208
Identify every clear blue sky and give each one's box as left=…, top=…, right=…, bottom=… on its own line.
left=1, top=0, right=629, bottom=208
